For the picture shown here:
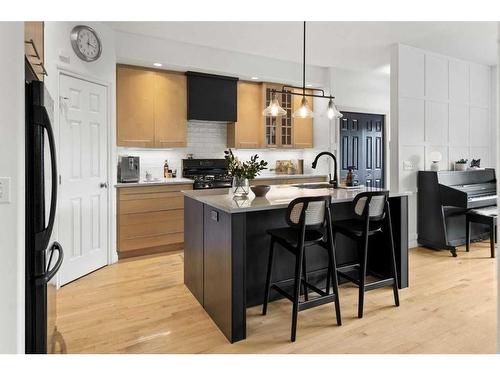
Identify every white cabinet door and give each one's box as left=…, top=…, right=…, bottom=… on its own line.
left=58, top=74, right=108, bottom=286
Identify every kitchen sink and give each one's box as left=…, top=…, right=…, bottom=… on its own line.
left=293, top=183, right=335, bottom=189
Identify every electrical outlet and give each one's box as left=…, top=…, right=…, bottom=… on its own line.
left=403, top=161, right=415, bottom=171
left=0, top=177, right=11, bottom=203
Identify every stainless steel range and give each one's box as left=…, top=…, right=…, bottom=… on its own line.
left=182, top=158, right=232, bottom=190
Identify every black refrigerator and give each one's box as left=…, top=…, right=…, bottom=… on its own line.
left=25, top=76, right=65, bottom=354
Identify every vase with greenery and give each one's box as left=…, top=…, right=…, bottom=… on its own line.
left=455, top=158, right=468, bottom=171
left=224, top=149, right=268, bottom=197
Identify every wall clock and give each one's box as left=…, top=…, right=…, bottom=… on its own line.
left=70, top=25, right=102, bottom=62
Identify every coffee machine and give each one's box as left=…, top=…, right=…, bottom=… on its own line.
left=118, top=156, right=140, bottom=183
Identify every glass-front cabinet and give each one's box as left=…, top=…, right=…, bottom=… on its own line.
left=263, top=84, right=294, bottom=148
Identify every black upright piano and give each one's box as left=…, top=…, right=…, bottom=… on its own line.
left=418, top=169, right=497, bottom=256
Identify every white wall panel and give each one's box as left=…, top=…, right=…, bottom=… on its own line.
left=470, top=63, right=490, bottom=107
left=449, top=104, right=468, bottom=146
left=399, top=98, right=425, bottom=144
left=392, top=44, right=493, bottom=248
left=399, top=46, right=425, bottom=98
left=469, top=106, right=490, bottom=147
left=425, top=101, right=449, bottom=145
left=449, top=60, right=468, bottom=104
left=425, top=55, right=449, bottom=100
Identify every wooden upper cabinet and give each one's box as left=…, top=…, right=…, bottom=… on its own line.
left=24, top=22, right=45, bottom=81
left=292, top=89, right=314, bottom=148
left=117, top=65, right=156, bottom=147
left=154, top=71, right=187, bottom=148
left=227, top=81, right=262, bottom=149
left=116, top=65, right=187, bottom=148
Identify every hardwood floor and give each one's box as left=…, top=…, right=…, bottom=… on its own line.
left=54, top=243, right=497, bottom=354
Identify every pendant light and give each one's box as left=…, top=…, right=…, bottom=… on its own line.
left=294, top=97, right=314, bottom=118
left=262, top=92, right=287, bottom=116
left=327, top=98, right=343, bottom=119
left=263, top=21, right=342, bottom=120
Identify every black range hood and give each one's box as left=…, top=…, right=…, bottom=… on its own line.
left=186, top=71, right=238, bottom=122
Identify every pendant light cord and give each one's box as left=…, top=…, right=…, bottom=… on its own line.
left=302, top=21, right=306, bottom=97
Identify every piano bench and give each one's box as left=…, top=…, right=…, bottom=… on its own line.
left=466, top=207, right=497, bottom=258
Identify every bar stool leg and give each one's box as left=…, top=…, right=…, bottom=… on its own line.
left=490, top=223, right=495, bottom=258
left=262, top=237, right=275, bottom=315
left=466, top=216, right=471, bottom=252
left=326, top=213, right=342, bottom=326
left=386, top=203, right=400, bottom=307
left=302, top=253, right=309, bottom=302
left=291, top=244, right=305, bottom=342
left=358, top=231, right=369, bottom=319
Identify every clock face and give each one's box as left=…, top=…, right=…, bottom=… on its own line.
left=71, top=26, right=102, bottom=62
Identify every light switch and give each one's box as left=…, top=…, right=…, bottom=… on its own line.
left=0, top=177, right=11, bottom=203
left=403, top=161, right=415, bottom=171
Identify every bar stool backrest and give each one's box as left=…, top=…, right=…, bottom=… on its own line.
left=352, top=191, right=389, bottom=222
left=286, top=196, right=331, bottom=229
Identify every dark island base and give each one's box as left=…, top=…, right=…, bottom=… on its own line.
left=184, top=195, right=408, bottom=343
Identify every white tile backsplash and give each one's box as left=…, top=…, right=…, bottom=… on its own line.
left=117, top=121, right=332, bottom=180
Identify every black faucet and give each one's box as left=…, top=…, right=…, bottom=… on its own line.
left=312, top=151, right=338, bottom=188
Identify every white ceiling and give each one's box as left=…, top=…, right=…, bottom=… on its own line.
left=108, top=21, right=498, bottom=72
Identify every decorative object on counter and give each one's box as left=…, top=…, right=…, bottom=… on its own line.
left=224, top=149, right=268, bottom=197
left=429, top=151, right=442, bottom=171
left=454, top=159, right=468, bottom=171
left=345, top=167, right=354, bottom=186
left=297, top=159, right=304, bottom=174
left=163, top=160, right=173, bottom=178
left=250, top=185, right=271, bottom=197
left=145, top=170, right=153, bottom=182
left=275, top=160, right=298, bottom=175
left=262, top=22, right=342, bottom=120
left=186, top=153, right=194, bottom=159
left=470, top=159, right=481, bottom=169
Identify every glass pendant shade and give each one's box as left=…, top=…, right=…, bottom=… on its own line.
left=292, top=96, right=314, bottom=118
left=262, top=93, right=286, bottom=117
left=327, top=98, right=343, bottom=119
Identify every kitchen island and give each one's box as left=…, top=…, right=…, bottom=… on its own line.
left=183, top=185, right=410, bottom=343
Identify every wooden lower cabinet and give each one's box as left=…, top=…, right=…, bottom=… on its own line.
left=117, top=184, right=192, bottom=258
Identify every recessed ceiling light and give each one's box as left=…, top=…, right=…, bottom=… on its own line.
left=306, top=84, right=313, bottom=87
left=251, top=76, right=259, bottom=80
left=153, top=63, right=163, bottom=67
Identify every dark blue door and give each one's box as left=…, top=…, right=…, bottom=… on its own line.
left=339, top=112, right=385, bottom=188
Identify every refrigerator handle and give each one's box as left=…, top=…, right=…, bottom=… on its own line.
left=35, top=241, right=64, bottom=285
left=33, top=104, right=58, bottom=252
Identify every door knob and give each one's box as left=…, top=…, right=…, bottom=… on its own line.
left=99, top=182, right=108, bottom=189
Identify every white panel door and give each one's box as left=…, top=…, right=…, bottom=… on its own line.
left=58, top=74, right=108, bottom=286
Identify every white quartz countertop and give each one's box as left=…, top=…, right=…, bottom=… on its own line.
left=183, top=184, right=411, bottom=213
left=114, top=173, right=327, bottom=188
left=115, top=177, right=194, bottom=188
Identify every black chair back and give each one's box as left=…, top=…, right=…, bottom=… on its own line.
left=286, top=195, right=331, bottom=230
left=352, top=191, right=389, bottom=222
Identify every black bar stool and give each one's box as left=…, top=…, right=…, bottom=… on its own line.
left=332, top=191, right=399, bottom=318
left=262, top=195, right=342, bottom=342
left=466, top=206, right=497, bottom=258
